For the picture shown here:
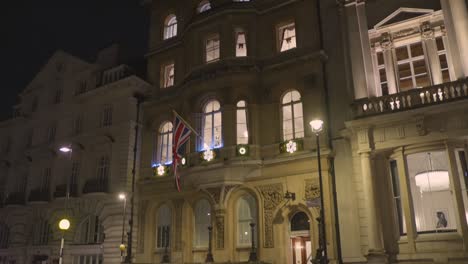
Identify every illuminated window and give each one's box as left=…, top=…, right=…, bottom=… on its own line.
left=237, top=194, right=257, bottom=246
left=205, top=35, right=220, bottom=63
left=236, top=100, right=248, bottom=144
left=375, top=52, right=388, bottom=95
left=281, top=90, right=304, bottom=140
left=161, top=63, right=175, bottom=88
left=157, top=121, right=173, bottom=165
left=164, top=15, right=178, bottom=40
left=194, top=199, right=211, bottom=247
left=156, top=204, right=171, bottom=248
left=202, top=100, right=222, bottom=149
left=198, top=0, right=211, bottom=13
left=235, top=30, right=247, bottom=57
left=395, top=42, right=429, bottom=91
left=436, top=37, right=451, bottom=83
left=279, top=22, right=296, bottom=52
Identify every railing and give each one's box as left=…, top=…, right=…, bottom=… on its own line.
left=353, top=78, right=468, bottom=118
left=53, top=184, right=78, bottom=198
left=28, top=188, right=50, bottom=202
left=5, top=192, right=25, bottom=206
left=82, top=177, right=108, bottom=194
left=98, top=65, right=134, bottom=87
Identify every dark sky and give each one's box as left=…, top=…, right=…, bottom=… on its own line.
left=0, top=0, right=149, bottom=121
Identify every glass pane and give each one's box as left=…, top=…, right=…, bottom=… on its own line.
left=213, top=112, right=222, bottom=147
left=194, top=199, right=211, bottom=247
left=396, top=46, right=409, bottom=61
left=439, top=54, right=448, bottom=70
left=377, top=52, right=384, bottom=66
left=398, top=63, right=412, bottom=78
left=283, top=120, right=293, bottom=141
left=410, top=43, right=424, bottom=57
left=379, top=68, right=387, bottom=82
left=203, top=115, right=212, bottom=149
left=436, top=37, right=445, bottom=51
left=416, top=75, right=430, bottom=88
left=413, top=59, right=427, bottom=75
left=390, top=160, right=406, bottom=235
left=442, top=70, right=451, bottom=83
left=406, top=151, right=457, bottom=233
left=455, top=151, right=468, bottom=225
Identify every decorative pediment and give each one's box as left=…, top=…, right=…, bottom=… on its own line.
left=375, top=8, right=434, bottom=29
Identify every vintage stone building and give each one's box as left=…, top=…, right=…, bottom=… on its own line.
left=331, top=0, right=468, bottom=263
left=0, top=46, right=151, bottom=264
left=135, top=0, right=339, bottom=264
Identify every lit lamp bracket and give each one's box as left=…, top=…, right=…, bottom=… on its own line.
left=236, top=145, right=250, bottom=157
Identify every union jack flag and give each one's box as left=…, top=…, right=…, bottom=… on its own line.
left=172, top=113, right=192, bottom=192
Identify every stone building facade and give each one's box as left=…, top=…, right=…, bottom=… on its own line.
left=331, top=0, right=468, bottom=263
left=0, top=46, right=151, bottom=264
left=135, top=0, right=339, bottom=264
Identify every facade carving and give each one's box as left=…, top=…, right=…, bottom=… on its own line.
left=256, top=183, right=283, bottom=248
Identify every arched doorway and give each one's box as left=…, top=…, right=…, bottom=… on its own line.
left=290, top=212, right=311, bottom=264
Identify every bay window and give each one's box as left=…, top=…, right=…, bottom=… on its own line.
left=237, top=193, right=257, bottom=246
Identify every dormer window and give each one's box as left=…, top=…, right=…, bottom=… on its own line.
left=198, top=0, right=211, bottom=13
left=164, top=15, right=178, bottom=40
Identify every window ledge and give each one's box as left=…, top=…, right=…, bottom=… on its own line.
left=236, top=246, right=251, bottom=251
left=192, top=247, right=208, bottom=252
left=154, top=248, right=170, bottom=253
left=415, top=232, right=462, bottom=242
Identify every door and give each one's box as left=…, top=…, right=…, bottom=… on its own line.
left=292, top=236, right=311, bottom=264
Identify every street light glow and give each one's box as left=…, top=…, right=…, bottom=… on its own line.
left=309, top=119, right=324, bottom=134
left=118, top=193, right=126, bottom=200
left=59, top=219, right=70, bottom=230
left=59, top=146, right=72, bottom=153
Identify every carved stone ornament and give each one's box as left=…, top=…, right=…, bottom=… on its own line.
left=393, top=27, right=419, bottom=40
left=305, top=180, right=320, bottom=201
left=380, top=33, right=393, bottom=50
left=215, top=211, right=225, bottom=249
left=256, top=183, right=283, bottom=248
left=205, top=187, right=222, bottom=204
left=420, top=22, right=434, bottom=40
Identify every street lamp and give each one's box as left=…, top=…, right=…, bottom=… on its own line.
left=58, top=218, right=70, bottom=264
left=309, top=119, right=328, bottom=264
left=119, top=193, right=127, bottom=261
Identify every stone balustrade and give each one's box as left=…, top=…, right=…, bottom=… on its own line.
left=353, top=78, right=468, bottom=118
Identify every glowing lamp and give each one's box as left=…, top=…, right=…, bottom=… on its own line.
left=59, top=219, right=70, bottom=231
left=309, top=119, right=324, bottom=134
left=59, top=147, right=72, bottom=153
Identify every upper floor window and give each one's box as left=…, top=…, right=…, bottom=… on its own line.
left=395, top=42, right=429, bottom=91
left=164, top=15, right=178, bottom=40
left=41, top=168, right=51, bottom=191
left=235, top=29, right=247, bottom=57
left=161, top=62, right=175, bottom=88
left=198, top=0, right=212, bottom=13
left=237, top=193, right=257, bottom=246
left=236, top=100, right=248, bottom=145
left=53, top=87, right=63, bottom=104
left=73, top=115, right=83, bottom=135
left=436, top=37, right=450, bottom=83
left=202, top=100, right=222, bottom=150
left=77, top=215, right=104, bottom=244
left=0, top=223, right=9, bottom=249
left=193, top=199, right=211, bottom=247
left=97, top=155, right=110, bottom=180
left=33, top=220, right=50, bottom=245
left=31, top=96, right=39, bottom=112
left=46, top=125, right=56, bottom=144
left=282, top=90, right=304, bottom=140
left=101, top=105, right=113, bottom=127
left=279, top=22, right=296, bottom=52
left=205, top=34, right=220, bottom=63
left=157, top=121, right=173, bottom=165
left=156, top=204, right=171, bottom=249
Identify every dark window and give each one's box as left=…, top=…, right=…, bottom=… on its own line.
left=390, top=160, right=405, bottom=235
left=290, top=212, right=310, bottom=231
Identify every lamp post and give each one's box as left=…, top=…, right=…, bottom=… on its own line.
left=309, top=119, right=328, bottom=264
left=58, top=218, right=70, bottom=264
left=59, top=146, right=73, bottom=200
left=119, top=193, right=127, bottom=261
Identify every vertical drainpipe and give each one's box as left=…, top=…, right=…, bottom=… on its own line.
left=316, top=0, right=343, bottom=263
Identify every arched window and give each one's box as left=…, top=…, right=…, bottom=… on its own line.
left=164, top=14, right=178, bottom=40
left=193, top=199, right=211, bottom=247
left=157, top=122, right=173, bottom=165
left=77, top=215, right=104, bottom=244
left=202, top=100, right=222, bottom=150
left=281, top=90, right=304, bottom=140
left=198, top=0, right=212, bottom=13
left=237, top=193, right=257, bottom=246
left=33, top=219, right=50, bottom=245
left=0, top=223, right=9, bottom=249
left=236, top=100, right=248, bottom=144
left=290, top=212, right=310, bottom=231
left=156, top=204, right=171, bottom=248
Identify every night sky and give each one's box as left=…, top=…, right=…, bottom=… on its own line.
left=0, top=0, right=149, bottom=121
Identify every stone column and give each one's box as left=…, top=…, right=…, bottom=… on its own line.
left=421, top=22, right=443, bottom=85
left=380, top=33, right=398, bottom=94
left=344, top=0, right=377, bottom=99
left=359, top=152, right=386, bottom=260
left=440, top=0, right=468, bottom=78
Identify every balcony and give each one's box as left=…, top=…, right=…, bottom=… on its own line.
left=28, top=188, right=50, bottom=203
left=353, top=78, right=468, bottom=118
left=53, top=184, right=78, bottom=198
left=82, top=177, right=108, bottom=194
left=5, top=192, right=25, bottom=206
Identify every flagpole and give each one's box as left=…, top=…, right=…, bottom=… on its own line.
left=172, top=110, right=200, bottom=137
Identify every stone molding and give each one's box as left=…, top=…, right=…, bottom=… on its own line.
left=256, top=183, right=283, bottom=248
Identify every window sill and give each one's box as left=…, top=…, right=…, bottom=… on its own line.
left=398, top=231, right=463, bottom=244
left=192, top=247, right=208, bottom=252
left=236, top=246, right=251, bottom=251
left=154, top=248, right=170, bottom=253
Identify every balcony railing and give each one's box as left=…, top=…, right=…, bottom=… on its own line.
left=53, top=184, right=78, bottom=198
left=28, top=188, right=50, bottom=202
left=5, top=192, right=25, bottom=206
left=82, top=177, right=108, bottom=194
left=98, top=65, right=134, bottom=87
left=353, top=78, right=468, bottom=118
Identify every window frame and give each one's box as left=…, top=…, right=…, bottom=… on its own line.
left=198, top=0, right=212, bottom=13
left=161, top=62, right=175, bottom=88
left=193, top=199, right=212, bottom=248
left=201, top=100, right=223, bottom=150
left=163, top=14, right=178, bottom=40
left=236, top=100, right=249, bottom=145
left=236, top=193, right=257, bottom=247
left=156, top=204, right=172, bottom=249
left=277, top=21, right=297, bottom=52
left=205, top=34, right=220, bottom=63
left=281, top=90, right=304, bottom=141
left=156, top=121, right=173, bottom=165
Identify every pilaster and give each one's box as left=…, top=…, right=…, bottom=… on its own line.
left=421, top=22, right=443, bottom=85
left=380, top=33, right=398, bottom=95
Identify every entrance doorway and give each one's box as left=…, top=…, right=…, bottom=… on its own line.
left=290, top=212, right=312, bottom=264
